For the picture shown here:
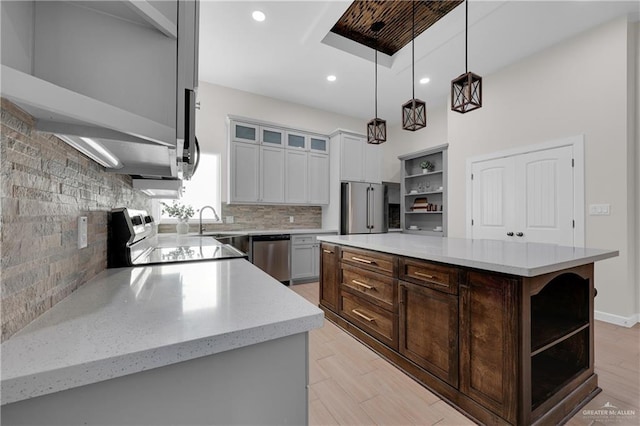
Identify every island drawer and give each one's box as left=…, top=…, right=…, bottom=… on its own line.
left=341, top=264, right=396, bottom=309
left=340, top=291, right=397, bottom=349
left=399, top=258, right=460, bottom=295
left=341, top=247, right=396, bottom=277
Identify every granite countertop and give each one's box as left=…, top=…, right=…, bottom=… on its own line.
left=317, top=233, right=618, bottom=277
left=0, top=259, right=324, bottom=405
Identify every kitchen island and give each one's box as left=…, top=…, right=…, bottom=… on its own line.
left=316, top=233, right=618, bottom=425
left=1, top=259, right=323, bottom=425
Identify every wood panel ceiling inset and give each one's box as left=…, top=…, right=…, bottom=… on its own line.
left=331, top=0, right=463, bottom=56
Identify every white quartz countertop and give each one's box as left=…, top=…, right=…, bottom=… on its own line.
left=166, top=228, right=338, bottom=237
left=317, top=233, right=618, bottom=277
left=1, top=259, right=324, bottom=405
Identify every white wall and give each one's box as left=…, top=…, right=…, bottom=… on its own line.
left=195, top=82, right=363, bottom=202
left=382, top=17, right=638, bottom=324
left=383, top=101, right=449, bottom=183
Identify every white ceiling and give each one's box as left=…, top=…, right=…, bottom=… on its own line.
left=199, top=1, right=639, bottom=126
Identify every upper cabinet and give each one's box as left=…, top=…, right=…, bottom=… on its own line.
left=333, top=131, right=382, bottom=184
left=0, top=0, right=199, bottom=178
left=227, top=117, right=330, bottom=206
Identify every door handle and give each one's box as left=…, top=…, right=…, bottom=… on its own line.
left=516, top=232, right=524, bottom=237
left=351, top=256, right=375, bottom=265
left=507, top=232, right=514, bottom=236
left=351, top=309, right=375, bottom=322
left=352, top=279, right=373, bottom=290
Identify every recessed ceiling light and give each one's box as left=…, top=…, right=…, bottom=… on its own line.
left=327, top=75, right=336, bottom=82
left=252, top=10, right=266, bottom=22
left=419, top=77, right=430, bottom=85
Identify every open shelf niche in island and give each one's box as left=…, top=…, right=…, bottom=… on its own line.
left=398, top=144, right=448, bottom=236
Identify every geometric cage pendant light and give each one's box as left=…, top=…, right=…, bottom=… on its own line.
left=402, top=0, right=426, bottom=131
left=451, top=0, right=482, bottom=113
left=367, top=21, right=387, bottom=144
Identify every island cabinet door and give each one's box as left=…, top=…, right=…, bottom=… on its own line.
left=459, top=271, right=520, bottom=424
left=398, top=281, right=458, bottom=387
left=319, top=243, right=340, bottom=312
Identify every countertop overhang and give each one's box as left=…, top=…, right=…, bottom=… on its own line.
left=317, top=233, right=618, bottom=277
left=0, top=259, right=324, bottom=405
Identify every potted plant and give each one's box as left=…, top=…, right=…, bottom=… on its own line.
left=420, top=161, right=435, bottom=173
left=161, top=201, right=195, bottom=235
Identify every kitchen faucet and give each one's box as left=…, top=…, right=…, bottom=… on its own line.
left=199, top=205, right=220, bottom=234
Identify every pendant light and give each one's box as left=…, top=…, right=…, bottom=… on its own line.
left=367, top=21, right=386, bottom=144
left=402, top=1, right=426, bottom=131
left=451, top=0, right=482, bottom=113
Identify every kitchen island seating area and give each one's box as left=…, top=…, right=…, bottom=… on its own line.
left=316, top=233, right=619, bottom=425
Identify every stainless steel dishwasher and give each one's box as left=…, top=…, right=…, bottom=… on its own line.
left=251, top=234, right=291, bottom=284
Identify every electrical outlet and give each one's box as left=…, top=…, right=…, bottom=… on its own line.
left=289, top=216, right=294, bottom=223
left=589, top=204, right=611, bottom=216
left=226, top=216, right=234, bottom=224
left=78, top=216, right=88, bottom=249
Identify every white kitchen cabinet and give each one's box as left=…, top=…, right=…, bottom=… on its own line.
left=286, top=131, right=308, bottom=151
left=337, top=132, right=381, bottom=184
left=308, top=153, right=329, bottom=205
left=285, top=150, right=308, bottom=203
left=261, top=126, right=285, bottom=146
left=260, top=146, right=285, bottom=203
left=291, top=235, right=319, bottom=282
left=227, top=116, right=330, bottom=205
left=230, top=142, right=259, bottom=202
left=309, top=135, right=329, bottom=154
left=231, top=122, right=259, bottom=144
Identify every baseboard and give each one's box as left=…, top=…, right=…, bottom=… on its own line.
left=594, top=310, right=640, bottom=327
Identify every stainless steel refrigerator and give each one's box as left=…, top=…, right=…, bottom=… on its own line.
left=341, top=182, right=388, bottom=234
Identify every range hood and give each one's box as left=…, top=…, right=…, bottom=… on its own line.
left=132, top=178, right=183, bottom=199
left=2, top=65, right=182, bottom=177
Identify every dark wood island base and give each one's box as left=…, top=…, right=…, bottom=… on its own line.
left=319, top=241, right=603, bottom=425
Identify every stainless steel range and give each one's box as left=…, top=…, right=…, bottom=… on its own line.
left=108, top=208, right=247, bottom=267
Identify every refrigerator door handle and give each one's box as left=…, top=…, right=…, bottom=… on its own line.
left=365, top=186, right=370, bottom=229
left=369, top=186, right=375, bottom=229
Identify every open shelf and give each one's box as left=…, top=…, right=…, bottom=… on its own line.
left=531, top=319, right=589, bottom=356
left=531, top=329, right=589, bottom=409
left=405, top=191, right=443, bottom=197
left=530, top=273, right=589, bottom=352
left=405, top=170, right=443, bottom=179
left=399, top=145, right=448, bottom=237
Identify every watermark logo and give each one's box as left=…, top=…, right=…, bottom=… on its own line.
left=582, top=401, right=637, bottom=424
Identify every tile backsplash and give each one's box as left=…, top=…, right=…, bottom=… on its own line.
left=157, top=204, right=322, bottom=233
left=1, top=99, right=150, bottom=341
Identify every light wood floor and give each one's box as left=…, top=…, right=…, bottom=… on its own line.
left=291, top=282, right=640, bottom=426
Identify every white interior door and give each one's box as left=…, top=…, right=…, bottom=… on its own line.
left=516, top=145, right=574, bottom=245
left=471, top=145, right=575, bottom=245
left=471, top=157, right=515, bottom=241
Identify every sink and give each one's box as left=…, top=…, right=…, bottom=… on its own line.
left=202, top=233, right=249, bottom=254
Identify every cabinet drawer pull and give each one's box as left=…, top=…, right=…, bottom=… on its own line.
left=323, top=249, right=334, bottom=254
left=352, top=279, right=373, bottom=290
left=351, top=256, right=375, bottom=265
left=414, top=271, right=435, bottom=279
left=351, top=309, right=375, bottom=322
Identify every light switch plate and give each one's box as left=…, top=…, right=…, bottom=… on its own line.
left=226, top=216, right=234, bottom=224
left=289, top=216, right=294, bottom=223
left=589, top=204, right=610, bottom=216
left=78, top=216, right=88, bottom=249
